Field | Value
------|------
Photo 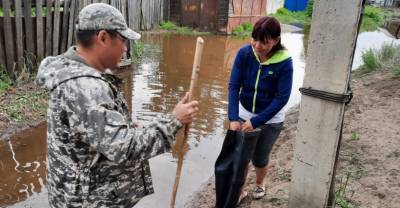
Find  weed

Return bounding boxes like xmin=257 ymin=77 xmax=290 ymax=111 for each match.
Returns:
xmin=0 ymin=65 xmax=13 ymax=92
xmin=360 ymin=6 xmax=384 ymax=32
xmin=335 ymin=172 xmax=355 ymax=208
xmin=159 ymin=21 xmax=210 ymax=36
xmin=132 ymin=41 xmax=145 ymax=64
xmin=351 ymin=131 xmax=359 ymax=141
xmin=0 ymin=91 xmax=48 ymax=122
xmin=271 ymin=8 xmax=311 ymax=26
xmin=355 ymin=43 xmax=400 ymax=76
xmin=232 ymin=22 xmax=253 ymax=38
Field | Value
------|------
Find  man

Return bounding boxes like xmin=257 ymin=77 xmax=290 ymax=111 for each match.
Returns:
xmin=35 ymin=3 xmax=199 ymax=208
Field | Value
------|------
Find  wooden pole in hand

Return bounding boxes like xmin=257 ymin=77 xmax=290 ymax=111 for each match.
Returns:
xmin=170 ymin=37 xmax=204 ymax=208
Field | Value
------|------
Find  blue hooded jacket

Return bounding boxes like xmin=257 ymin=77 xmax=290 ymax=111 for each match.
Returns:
xmin=228 ymin=44 xmax=293 ymax=128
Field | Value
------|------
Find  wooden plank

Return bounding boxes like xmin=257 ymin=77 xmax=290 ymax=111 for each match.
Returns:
xmin=45 ymin=0 xmax=53 ymax=56
xmin=110 ymin=0 xmax=117 ymax=8
xmin=36 ymin=0 xmax=45 ymax=60
xmin=2 ymin=0 xmax=15 ymax=74
xmin=0 ymin=24 xmax=5 ymax=67
xmin=288 ymin=0 xmax=364 ymax=207
xmin=52 ymin=0 xmax=61 ymax=55
xmin=60 ymin=0 xmax=70 ymax=53
xmin=120 ymin=0 xmax=127 ymax=23
xmin=67 ymin=0 xmax=76 ymax=48
xmin=14 ymin=0 xmax=24 ymax=66
xmin=24 ymin=0 xmax=35 ymax=54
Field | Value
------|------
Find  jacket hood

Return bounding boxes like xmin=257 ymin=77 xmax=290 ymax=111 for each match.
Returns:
xmin=35 ymin=46 xmax=103 ymax=91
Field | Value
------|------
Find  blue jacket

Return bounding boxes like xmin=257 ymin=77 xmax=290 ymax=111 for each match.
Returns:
xmin=228 ymin=44 xmax=293 ymax=128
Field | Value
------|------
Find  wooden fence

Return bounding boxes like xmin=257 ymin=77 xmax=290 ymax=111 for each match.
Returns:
xmin=0 ymin=0 xmax=166 ymax=77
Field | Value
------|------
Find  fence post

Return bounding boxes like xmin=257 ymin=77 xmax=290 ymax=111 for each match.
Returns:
xmin=45 ymin=0 xmax=53 ymax=56
xmin=67 ymin=0 xmax=76 ymax=48
xmin=24 ymin=0 xmax=35 ymax=55
xmin=2 ymin=0 xmax=15 ymax=76
xmin=14 ymin=0 xmax=24 ymax=70
xmin=52 ymin=0 xmax=61 ymax=55
xmin=36 ymin=0 xmax=45 ymax=60
xmin=60 ymin=0 xmax=70 ymax=53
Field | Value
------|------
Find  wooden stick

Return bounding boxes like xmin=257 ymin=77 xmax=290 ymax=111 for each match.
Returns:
xmin=170 ymin=37 xmax=204 ymax=208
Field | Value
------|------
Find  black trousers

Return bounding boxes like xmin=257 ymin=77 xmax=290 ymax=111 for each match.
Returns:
xmin=214 ymin=129 xmax=261 ymax=208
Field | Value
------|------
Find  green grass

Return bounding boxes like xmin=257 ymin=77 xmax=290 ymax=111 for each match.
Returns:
xmin=355 ymin=43 xmax=400 ymax=76
xmin=232 ymin=22 xmax=253 ymax=38
xmin=0 ymin=91 xmax=48 ymax=122
xmin=132 ymin=41 xmax=145 ymax=64
xmin=360 ymin=6 xmax=384 ymax=32
xmin=0 ymin=64 xmax=13 ymax=92
xmin=159 ymin=21 xmax=211 ymax=36
xmin=351 ymin=131 xmax=359 ymax=141
xmin=0 ymin=7 xmax=49 ymax=17
xmin=270 ymin=8 xmax=311 ymax=26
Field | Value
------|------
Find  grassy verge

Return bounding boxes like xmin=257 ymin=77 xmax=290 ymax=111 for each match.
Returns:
xmin=159 ymin=21 xmax=211 ymax=36
xmin=360 ymin=6 xmax=384 ymax=32
xmin=354 ymin=43 xmax=400 ymax=76
xmin=0 ymin=90 xmax=48 ymax=123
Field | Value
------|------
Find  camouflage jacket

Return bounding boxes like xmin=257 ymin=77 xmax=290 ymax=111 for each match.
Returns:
xmin=36 ymin=46 xmax=182 ymax=208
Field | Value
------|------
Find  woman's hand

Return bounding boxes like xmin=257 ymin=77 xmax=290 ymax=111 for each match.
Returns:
xmin=241 ymin=120 xmax=254 ymax=132
xmin=229 ymin=121 xmax=241 ymax=131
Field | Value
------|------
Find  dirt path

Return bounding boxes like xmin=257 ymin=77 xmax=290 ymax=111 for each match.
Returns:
xmin=186 ymin=72 xmax=400 ymax=208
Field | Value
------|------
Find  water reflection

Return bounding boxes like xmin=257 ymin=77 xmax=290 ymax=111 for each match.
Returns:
xmin=0 ymin=123 xmax=47 ymax=207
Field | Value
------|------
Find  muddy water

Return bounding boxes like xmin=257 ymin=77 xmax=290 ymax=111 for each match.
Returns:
xmin=1 ymin=33 xmax=305 ymax=208
xmin=0 ymin=123 xmax=47 ymax=207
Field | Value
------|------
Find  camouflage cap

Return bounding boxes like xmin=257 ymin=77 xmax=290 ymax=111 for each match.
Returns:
xmin=78 ymin=3 xmax=141 ymax=40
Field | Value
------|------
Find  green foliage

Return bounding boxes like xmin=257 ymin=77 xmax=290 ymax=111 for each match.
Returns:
xmin=356 ymin=43 xmax=400 ymax=76
xmin=306 ymin=0 xmax=314 ymax=17
xmin=271 ymin=8 xmax=311 ymax=26
xmin=335 ymin=173 xmax=354 ymax=208
xmin=0 ymin=91 xmax=48 ymax=122
xmin=232 ymin=22 xmax=253 ymax=38
xmin=351 ymin=131 xmax=359 ymax=141
xmin=0 ymin=7 xmax=3 ymax=17
xmin=0 ymin=65 xmax=13 ymax=92
xmin=159 ymin=21 xmax=210 ymax=36
xmin=132 ymin=41 xmax=145 ymax=64
xmin=360 ymin=6 xmax=384 ymax=32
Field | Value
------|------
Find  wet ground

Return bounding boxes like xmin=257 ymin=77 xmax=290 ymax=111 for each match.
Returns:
xmin=1 ymin=28 xmax=398 ymax=208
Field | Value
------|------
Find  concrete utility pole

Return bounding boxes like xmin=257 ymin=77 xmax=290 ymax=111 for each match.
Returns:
xmin=288 ymin=0 xmax=364 ymax=207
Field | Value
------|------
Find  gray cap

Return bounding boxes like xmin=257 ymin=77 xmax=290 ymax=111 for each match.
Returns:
xmin=78 ymin=3 xmax=141 ymax=40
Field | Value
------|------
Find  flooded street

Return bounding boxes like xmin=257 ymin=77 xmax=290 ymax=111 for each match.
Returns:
xmin=2 ymin=29 xmax=398 ymax=207
xmin=1 ymin=32 xmax=305 ymax=208
xmin=5 ymin=28 xmax=397 ymax=207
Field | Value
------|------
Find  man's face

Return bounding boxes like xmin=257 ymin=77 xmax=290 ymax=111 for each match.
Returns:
xmin=99 ymin=30 xmax=128 ymax=69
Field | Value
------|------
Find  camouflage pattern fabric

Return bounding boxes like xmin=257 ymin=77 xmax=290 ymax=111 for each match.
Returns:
xmin=36 ymin=46 xmax=182 ymax=208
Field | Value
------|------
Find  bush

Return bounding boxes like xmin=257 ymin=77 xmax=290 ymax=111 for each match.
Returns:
xmin=360 ymin=6 xmax=384 ymax=32
xmin=306 ymin=0 xmax=314 ymax=17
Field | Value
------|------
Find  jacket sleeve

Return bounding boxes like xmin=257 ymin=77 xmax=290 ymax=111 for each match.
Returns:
xmin=250 ymin=59 xmax=293 ymax=128
xmin=228 ymin=48 xmax=244 ymax=121
xmin=64 ymin=78 xmax=182 ymax=164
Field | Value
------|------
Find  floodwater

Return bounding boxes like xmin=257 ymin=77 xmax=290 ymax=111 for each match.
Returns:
xmin=4 ymin=28 xmax=397 ymax=208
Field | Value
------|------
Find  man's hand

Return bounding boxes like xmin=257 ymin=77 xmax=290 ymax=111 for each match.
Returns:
xmin=241 ymin=120 xmax=254 ymax=132
xmin=172 ymin=92 xmax=199 ymax=125
xmin=229 ymin=121 xmax=241 ymax=131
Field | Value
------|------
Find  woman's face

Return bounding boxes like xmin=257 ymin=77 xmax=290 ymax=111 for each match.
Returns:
xmin=251 ymin=37 xmax=279 ymax=57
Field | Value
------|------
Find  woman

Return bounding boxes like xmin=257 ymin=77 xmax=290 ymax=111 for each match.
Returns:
xmin=228 ymin=16 xmax=293 ymax=201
